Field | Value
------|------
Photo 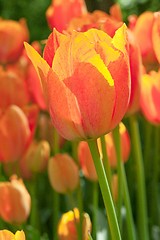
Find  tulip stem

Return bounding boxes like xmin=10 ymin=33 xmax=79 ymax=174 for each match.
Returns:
xmin=121 ymin=163 xmax=136 ymax=240
xmin=72 ymin=140 xmax=83 ymax=240
xmin=29 ymin=177 xmax=39 ymax=230
xmin=100 ymin=135 xmax=112 ymax=194
xmin=88 ymin=139 xmax=121 ymax=240
xmin=112 ymin=125 xmax=122 ymax=228
xmin=52 ymin=127 xmax=60 ymax=240
xmin=151 ymin=126 xmax=160 ymax=226
xmin=92 ymin=181 xmax=98 ymax=240
xmin=129 ymin=115 xmax=149 ymax=240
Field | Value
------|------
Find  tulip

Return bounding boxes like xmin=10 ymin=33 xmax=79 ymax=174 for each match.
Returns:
xmin=46 ymin=0 xmax=87 ymax=32
xmin=0 ymin=105 xmax=38 ymax=163
xmin=78 ymin=141 xmax=98 ymax=181
xmin=131 ymin=11 xmax=157 ymax=68
xmin=97 ymin=122 xmax=130 ymax=168
xmin=0 ymin=175 xmax=31 ymax=223
xmin=25 ymin=24 xmax=130 ymax=141
xmin=48 ymin=153 xmax=79 ymax=193
xmin=0 ymin=230 xmax=25 ymax=240
xmin=67 ymin=3 xmax=141 ymax=115
xmin=140 ymin=70 xmax=160 ymax=124
xmin=58 ymin=208 xmax=92 ymax=240
xmin=152 ymin=12 xmax=160 ymax=64
xmin=112 ymin=174 xmax=118 ymax=202
xmin=0 ymin=68 xmax=29 ymax=111
xmin=20 ymin=140 xmax=50 ymax=179
xmin=0 ymin=18 xmax=29 ymax=64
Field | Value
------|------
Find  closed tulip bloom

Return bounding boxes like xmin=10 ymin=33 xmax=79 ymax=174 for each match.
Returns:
xmin=19 ymin=140 xmax=50 ymax=179
xmin=0 ymin=18 xmax=29 ymax=64
xmin=58 ymin=208 xmax=92 ymax=240
xmin=46 ymin=0 xmax=87 ymax=32
xmin=48 ymin=153 xmax=79 ymax=193
xmin=0 ymin=175 xmax=31 ymax=224
xmin=132 ymin=11 xmax=157 ymax=67
xmin=25 ymin=24 xmax=130 ymax=141
xmin=0 ymin=105 xmax=38 ymax=163
xmin=152 ymin=12 xmax=160 ymax=64
xmin=0 ymin=68 xmax=29 ymax=111
xmin=97 ymin=122 xmax=130 ymax=168
xmin=140 ymin=70 xmax=160 ymax=124
xmin=78 ymin=141 xmax=98 ymax=181
xmin=0 ymin=230 xmax=25 ymax=240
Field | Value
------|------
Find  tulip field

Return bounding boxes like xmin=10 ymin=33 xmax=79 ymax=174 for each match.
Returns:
xmin=1 ymin=0 xmax=160 ymax=239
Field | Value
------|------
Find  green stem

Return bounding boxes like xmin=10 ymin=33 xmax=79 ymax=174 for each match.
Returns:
xmin=151 ymin=126 xmax=160 ymax=226
xmin=121 ymin=164 xmax=136 ymax=240
xmin=29 ymin=177 xmax=39 ymax=229
xmin=72 ymin=140 xmax=83 ymax=240
xmin=52 ymin=128 xmax=60 ymax=240
xmin=100 ymin=135 xmax=112 ymax=194
xmin=88 ymin=139 xmax=121 ymax=240
xmin=129 ymin=115 xmax=149 ymax=240
xmin=112 ymin=125 xmax=122 ymax=228
xmin=92 ymin=181 xmax=98 ymax=240
xmin=68 ymin=192 xmax=81 ymax=240
xmin=143 ymin=120 xmax=152 ymax=179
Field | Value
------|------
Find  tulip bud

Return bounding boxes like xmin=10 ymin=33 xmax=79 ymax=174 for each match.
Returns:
xmin=140 ymin=70 xmax=160 ymax=124
xmin=0 ymin=68 xmax=29 ymax=111
xmin=46 ymin=0 xmax=87 ymax=32
xmin=0 ymin=18 xmax=29 ymax=64
xmin=78 ymin=141 xmax=98 ymax=181
xmin=48 ymin=153 xmax=79 ymax=193
xmin=58 ymin=208 xmax=92 ymax=240
xmin=0 ymin=230 xmax=25 ymax=240
xmin=0 ymin=175 xmax=31 ymax=224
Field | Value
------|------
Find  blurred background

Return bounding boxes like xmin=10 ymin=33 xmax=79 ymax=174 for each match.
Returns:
xmin=0 ymin=0 xmax=160 ymax=42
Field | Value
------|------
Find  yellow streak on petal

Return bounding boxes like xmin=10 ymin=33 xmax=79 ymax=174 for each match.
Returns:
xmin=112 ymin=24 xmax=128 ymax=54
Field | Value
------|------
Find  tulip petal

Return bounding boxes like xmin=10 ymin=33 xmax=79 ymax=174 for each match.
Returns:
xmin=24 ymin=42 xmax=50 ymax=105
xmin=0 ymin=230 xmax=15 ymax=240
xmin=152 ymin=13 xmax=160 ymax=64
xmin=43 ymin=29 xmax=67 ymax=67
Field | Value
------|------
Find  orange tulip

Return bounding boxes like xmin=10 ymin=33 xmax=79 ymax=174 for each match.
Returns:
xmin=140 ymin=70 xmax=160 ymax=124
xmin=67 ymin=4 xmax=141 ymax=115
xmin=0 ymin=230 xmax=25 ymax=240
xmin=0 ymin=105 xmax=38 ymax=163
xmin=98 ymin=122 xmax=130 ymax=168
xmin=25 ymin=24 xmax=130 ymax=141
xmin=0 ymin=18 xmax=29 ymax=64
xmin=0 ymin=175 xmax=31 ymax=223
xmin=152 ymin=12 xmax=160 ymax=64
xmin=58 ymin=208 xmax=92 ymax=240
xmin=46 ymin=0 xmax=87 ymax=32
xmin=0 ymin=68 xmax=29 ymax=111
xmin=131 ymin=11 xmax=157 ymax=68
xmin=48 ymin=153 xmax=79 ymax=193
xmin=78 ymin=141 xmax=98 ymax=181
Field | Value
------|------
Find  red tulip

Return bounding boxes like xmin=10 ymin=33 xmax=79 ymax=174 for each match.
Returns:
xmin=46 ymin=0 xmax=87 ymax=32
xmin=25 ymin=24 xmax=130 ymax=141
xmin=0 ymin=175 xmax=31 ymax=223
xmin=0 ymin=18 xmax=29 ymax=64
xmin=48 ymin=153 xmax=79 ymax=193
xmin=152 ymin=12 xmax=160 ymax=64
